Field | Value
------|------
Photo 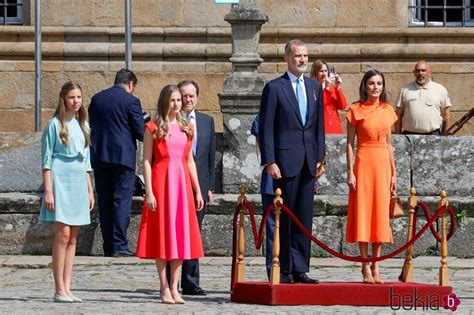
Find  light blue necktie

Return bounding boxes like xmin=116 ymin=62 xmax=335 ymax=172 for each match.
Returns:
xmin=295 ymin=78 xmax=307 ymax=125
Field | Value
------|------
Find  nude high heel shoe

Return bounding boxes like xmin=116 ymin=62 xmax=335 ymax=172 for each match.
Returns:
xmin=371 ymin=264 xmax=384 ymax=284
xmin=160 ymin=288 xmax=175 ymax=304
xmin=171 ymin=291 xmax=185 ymax=304
xmin=362 ymin=263 xmax=375 ymax=284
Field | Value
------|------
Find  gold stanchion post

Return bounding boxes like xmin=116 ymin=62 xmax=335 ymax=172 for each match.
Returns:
xmin=439 ymin=190 xmax=449 ymax=286
xmin=270 ymin=188 xmax=282 ymax=285
xmin=236 ymin=186 xmax=247 ymax=283
xmin=401 ymin=187 xmax=417 ymax=282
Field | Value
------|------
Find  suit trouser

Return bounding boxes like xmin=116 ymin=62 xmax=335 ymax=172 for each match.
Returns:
xmin=262 ymin=193 xmax=275 ymax=270
xmin=274 ymin=162 xmax=315 ymax=274
xmin=94 ymin=165 xmax=135 ymax=254
xmin=180 ymin=203 xmax=206 ymax=291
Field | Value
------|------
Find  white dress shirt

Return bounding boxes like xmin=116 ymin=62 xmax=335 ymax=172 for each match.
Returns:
xmin=287 ymin=70 xmax=307 ymax=104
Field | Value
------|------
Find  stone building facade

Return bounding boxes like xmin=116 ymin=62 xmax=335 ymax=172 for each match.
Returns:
xmin=0 ymin=1 xmax=473 ymax=258
xmin=0 ymin=0 xmax=472 ymax=134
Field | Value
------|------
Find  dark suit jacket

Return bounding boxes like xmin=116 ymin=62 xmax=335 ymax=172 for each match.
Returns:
xmin=88 ymin=85 xmax=144 ymax=170
xmin=194 ymin=111 xmax=216 ymax=201
xmin=259 ymin=72 xmax=325 ymax=177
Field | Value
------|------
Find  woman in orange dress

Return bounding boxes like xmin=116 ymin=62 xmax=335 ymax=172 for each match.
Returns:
xmin=136 ymin=85 xmax=204 ymax=304
xmin=310 ymin=59 xmax=347 ymax=134
xmin=345 ymin=69 xmax=397 ymax=284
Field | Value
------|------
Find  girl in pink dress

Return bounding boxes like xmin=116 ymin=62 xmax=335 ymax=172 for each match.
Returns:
xmin=136 ymin=85 xmax=204 ymax=304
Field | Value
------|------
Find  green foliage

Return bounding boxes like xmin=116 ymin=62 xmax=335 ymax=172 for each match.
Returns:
xmin=453 ymin=206 xmax=468 ymax=226
xmin=425 ymin=245 xmax=440 ymax=256
xmin=311 ymin=251 xmax=331 ymax=258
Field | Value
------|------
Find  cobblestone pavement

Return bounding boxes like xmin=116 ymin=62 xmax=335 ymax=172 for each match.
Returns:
xmin=0 ymin=256 xmax=473 ymax=314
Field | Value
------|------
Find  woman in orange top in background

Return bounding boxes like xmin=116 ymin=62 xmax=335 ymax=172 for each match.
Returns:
xmin=310 ymin=59 xmax=347 ymax=134
xmin=345 ymin=69 xmax=397 ymax=284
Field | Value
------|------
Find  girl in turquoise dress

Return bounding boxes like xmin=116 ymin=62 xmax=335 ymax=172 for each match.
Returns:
xmin=39 ymin=81 xmax=94 ymax=303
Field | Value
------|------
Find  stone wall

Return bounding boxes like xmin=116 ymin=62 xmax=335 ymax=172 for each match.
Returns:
xmin=1 ymin=0 xmax=473 ymax=134
xmin=28 ymin=1 xmax=407 ymax=28
xmin=0 ymin=1 xmax=472 ymax=258
xmin=0 ymin=193 xmax=472 ymax=258
xmin=0 ymin=132 xmax=472 ymax=257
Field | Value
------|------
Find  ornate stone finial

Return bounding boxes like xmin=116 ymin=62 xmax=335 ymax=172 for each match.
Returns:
xmin=275 ymin=188 xmax=282 ymax=198
xmin=221 ymin=0 xmax=268 ymax=101
xmin=410 ymin=187 xmax=417 ymax=196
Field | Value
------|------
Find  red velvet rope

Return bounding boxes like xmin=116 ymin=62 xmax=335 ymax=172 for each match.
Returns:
xmin=230 ymin=198 xmax=456 ymax=291
xmin=414 ymin=200 xmax=456 ymax=242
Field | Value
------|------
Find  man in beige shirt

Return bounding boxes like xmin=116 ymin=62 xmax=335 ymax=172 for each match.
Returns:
xmin=395 ymin=60 xmax=452 ymax=135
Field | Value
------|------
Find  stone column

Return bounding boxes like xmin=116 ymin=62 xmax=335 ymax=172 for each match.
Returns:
xmin=219 ymin=0 xmax=268 ymax=194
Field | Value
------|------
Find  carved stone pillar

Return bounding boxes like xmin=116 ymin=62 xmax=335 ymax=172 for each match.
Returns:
xmin=219 ymin=0 xmax=268 ymax=193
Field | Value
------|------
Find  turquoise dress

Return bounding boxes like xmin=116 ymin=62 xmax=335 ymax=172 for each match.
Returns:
xmin=39 ymin=116 xmax=92 ymax=225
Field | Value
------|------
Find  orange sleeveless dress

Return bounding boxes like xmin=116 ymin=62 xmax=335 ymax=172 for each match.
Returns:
xmin=345 ymin=101 xmax=398 ymax=244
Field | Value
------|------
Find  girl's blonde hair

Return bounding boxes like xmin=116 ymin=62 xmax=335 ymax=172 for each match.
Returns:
xmin=53 ymin=81 xmax=90 ymax=147
xmin=154 ymin=85 xmax=193 ymax=140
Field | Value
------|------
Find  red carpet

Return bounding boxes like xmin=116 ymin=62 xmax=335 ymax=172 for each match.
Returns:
xmin=231 ymin=282 xmax=452 ymax=307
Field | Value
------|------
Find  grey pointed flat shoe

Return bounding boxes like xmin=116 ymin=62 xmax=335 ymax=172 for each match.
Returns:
xmin=53 ymin=294 xmax=73 ymax=303
xmin=69 ymin=294 xmax=83 ymax=302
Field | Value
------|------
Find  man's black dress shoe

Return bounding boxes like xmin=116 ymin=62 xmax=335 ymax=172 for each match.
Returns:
xmin=279 ymin=273 xmax=294 ymax=284
xmin=293 ymin=273 xmax=319 ymax=284
xmin=182 ymin=287 xmax=207 ymax=296
xmin=112 ymin=250 xmax=134 ymax=257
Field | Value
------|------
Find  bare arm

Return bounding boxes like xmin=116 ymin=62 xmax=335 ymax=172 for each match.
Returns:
xmin=42 ymin=169 xmax=54 ymax=211
xmin=394 ymin=108 xmax=404 ymax=134
xmin=143 ymin=129 xmax=156 ymax=211
xmin=187 ymin=148 xmax=204 ymax=211
xmin=86 ymin=172 xmax=95 ymax=210
xmin=387 ymin=130 xmax=397 ymax=193
xmin=208 ymin=118 xmax=216 ymax=204
xmin=346 ymin=123 xmax=357 ymax=191
xmin=442 ymin=107 xmax=451 ymax=133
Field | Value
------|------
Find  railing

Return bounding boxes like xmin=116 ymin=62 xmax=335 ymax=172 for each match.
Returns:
xmin=230 ymin=186 xmax=456 ymax=290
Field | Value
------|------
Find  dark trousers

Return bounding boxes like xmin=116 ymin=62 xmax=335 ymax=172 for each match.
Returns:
xmin=180 ymin=203 xmax=206 ymax=291
xmin=274 ymin=162 xmax=315 ymax=274
xmin=94 ymin=165 xmax=135 ymax=255
xmin=262 ymin=193 xmax=275 ymax=270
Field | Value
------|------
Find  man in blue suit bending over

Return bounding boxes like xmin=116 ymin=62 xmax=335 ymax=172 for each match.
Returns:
xmin=259 ymin=39 xmax=325 ymax=284
xmin=88 ymin=69 xmax=144 ymax=257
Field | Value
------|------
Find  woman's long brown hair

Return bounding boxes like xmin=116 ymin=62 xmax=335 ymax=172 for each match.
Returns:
xmin=53 ymin=81 xmax=91 ymax=147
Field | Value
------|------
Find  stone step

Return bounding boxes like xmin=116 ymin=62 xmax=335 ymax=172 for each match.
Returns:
xmin=0 ymin=193 xmax=472 ymax=258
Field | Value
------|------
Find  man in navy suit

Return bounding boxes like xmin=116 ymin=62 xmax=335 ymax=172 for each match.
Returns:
xmin=88 ymin=69 xmax=144 ymax=257
xmin=178 ymin=80 xmax=216 ymax=295
xmin=259 ymin=39 xmax=325 ymax=284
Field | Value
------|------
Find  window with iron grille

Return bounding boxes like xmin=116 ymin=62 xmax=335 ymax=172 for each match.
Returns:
xmin=409 ymin=0 xmax=474 ymax=26
xmin=0 ymin=0 xmax=23 ymax=25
